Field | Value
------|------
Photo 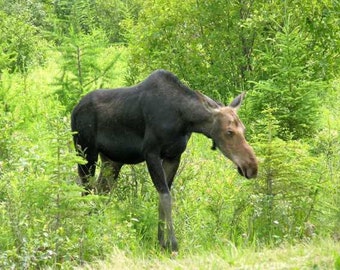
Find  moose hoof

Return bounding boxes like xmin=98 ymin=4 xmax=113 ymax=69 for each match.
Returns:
xmin=171 ymin=251 xmax=178 ymax=259
xmin=165 ymin=240 xmax=178 ymax=254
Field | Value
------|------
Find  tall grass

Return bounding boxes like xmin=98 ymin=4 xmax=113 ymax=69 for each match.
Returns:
xmin=79 ymin=238 xmax=340 ymax=270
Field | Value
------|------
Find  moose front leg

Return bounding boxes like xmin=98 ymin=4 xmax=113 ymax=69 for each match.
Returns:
xmin=145 ymin=153 xmax=178 ymax=252
xmin=158 ymin=157 xmax=181 ymax=250
xmin=158 ymin=192 xmax=178 ymax=252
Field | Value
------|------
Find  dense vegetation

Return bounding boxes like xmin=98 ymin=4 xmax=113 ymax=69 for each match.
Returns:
xmin=0 ymin=0 xmax=339 ymax=268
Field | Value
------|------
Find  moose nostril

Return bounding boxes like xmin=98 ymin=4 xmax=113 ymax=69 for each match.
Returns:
xmin=237 ymin=166 xmax=244 ymax=177
xmin=237 ymin=165 xmax=257 ymax=179
xmin=248 ymin=167 xmax=258 ymax=179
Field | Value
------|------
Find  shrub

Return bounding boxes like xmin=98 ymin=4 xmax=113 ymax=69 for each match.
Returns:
xmin=54 ymin=29 xmax=121 ymax=113
xmin=0 ymin=11 xmax=46 ymax=73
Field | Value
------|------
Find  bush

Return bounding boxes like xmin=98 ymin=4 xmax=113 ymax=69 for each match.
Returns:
xmin=54 ymin=29 xmax=122 ymax=113
xmin=0 ymin=11 xmax=46 ymax=73
xmin=246 ymin=21 xmax=326 ymax=140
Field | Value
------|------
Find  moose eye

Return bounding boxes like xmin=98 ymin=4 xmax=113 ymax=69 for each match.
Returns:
xmin=226 ymin=130 xmax=234 ymax=137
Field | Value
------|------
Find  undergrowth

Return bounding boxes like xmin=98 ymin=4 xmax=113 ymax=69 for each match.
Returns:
xmin=0 ymin=49 xmax=339 ymax=269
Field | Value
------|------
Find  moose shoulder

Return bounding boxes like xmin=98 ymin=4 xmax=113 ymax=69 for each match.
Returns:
xmin=71 ymin=69 xmax=258 ymax=252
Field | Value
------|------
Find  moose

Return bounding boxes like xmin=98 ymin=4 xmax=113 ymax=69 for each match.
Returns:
xmin=71 ymin=69 xmax=258 ymax=252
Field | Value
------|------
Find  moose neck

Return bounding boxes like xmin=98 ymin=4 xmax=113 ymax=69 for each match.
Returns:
xmin=189 ymin=112 xmax=216 ymax=138
xmin=181 ymin=93 xmax=218 ymax=139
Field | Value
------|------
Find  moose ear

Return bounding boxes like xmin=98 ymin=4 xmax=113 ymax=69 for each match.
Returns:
xmin=196 ymin=91 xmax=221 ymax=112
xmin=229 ymin=92 xmax=246 ymax=110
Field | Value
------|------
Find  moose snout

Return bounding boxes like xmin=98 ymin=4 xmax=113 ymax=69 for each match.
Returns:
xmin=237 ymin=163 xmax=258 ymax=179
xmin=219 ymin=145 xmax=258 ymax=179
xmin=237 ymin=150 xmax=258 ymax=179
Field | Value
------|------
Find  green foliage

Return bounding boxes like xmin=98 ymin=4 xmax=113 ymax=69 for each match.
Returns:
xmin=0 ymin=92 xmax=14 ymax=162
xmin=245 ymin=17 xmax=327 ymax=140
xmin=124 ymin=0 xmax=251 ymax=100
xmin=54 ymin=29 xmax=121 ymax=113
xmin=96 ymin=0 xmax=142 ymax=43
xmin=0 ymin=0 xmax=50 ymax=28
xmin=50 ymin=0 xmax=142 ymax=44
xmin=1 ymin=65 xmax=340 ymax=268
xmin=0 ymin=0 xmax=339 ymax=268
xmin=335 ymin=255 xmax=340 ymax=270
xmin=124 ymin=0 xmax=339 ymax=100
xmin=52 ymin=0 xmax=98 ymax=36
xmin=310 ymin=82 xmax=340 ymax=238
xmin=124 ymin=0 xmax=339 ymax=140
xmin=0 ymin=11 xmax=46 ymax=73
xmin=247 ymin=112 xmax=322 ymax=243
xmin=61 ymin=239 xmax=340 ymax=269
xmin=0 ymin=112 xmax=81 ymax=267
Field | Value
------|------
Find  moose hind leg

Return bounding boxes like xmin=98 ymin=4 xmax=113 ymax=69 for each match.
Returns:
xmin=77 ymin=147 xmax=98 ymax=195
xmin=78 ymin=161 xmax=97 ymax=195
xmin=97 ymin=153 xmax=123 ymax=194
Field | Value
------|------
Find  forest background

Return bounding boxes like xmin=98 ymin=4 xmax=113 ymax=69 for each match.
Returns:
xmin=0 ymin=0 xmax=339 ymax=269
